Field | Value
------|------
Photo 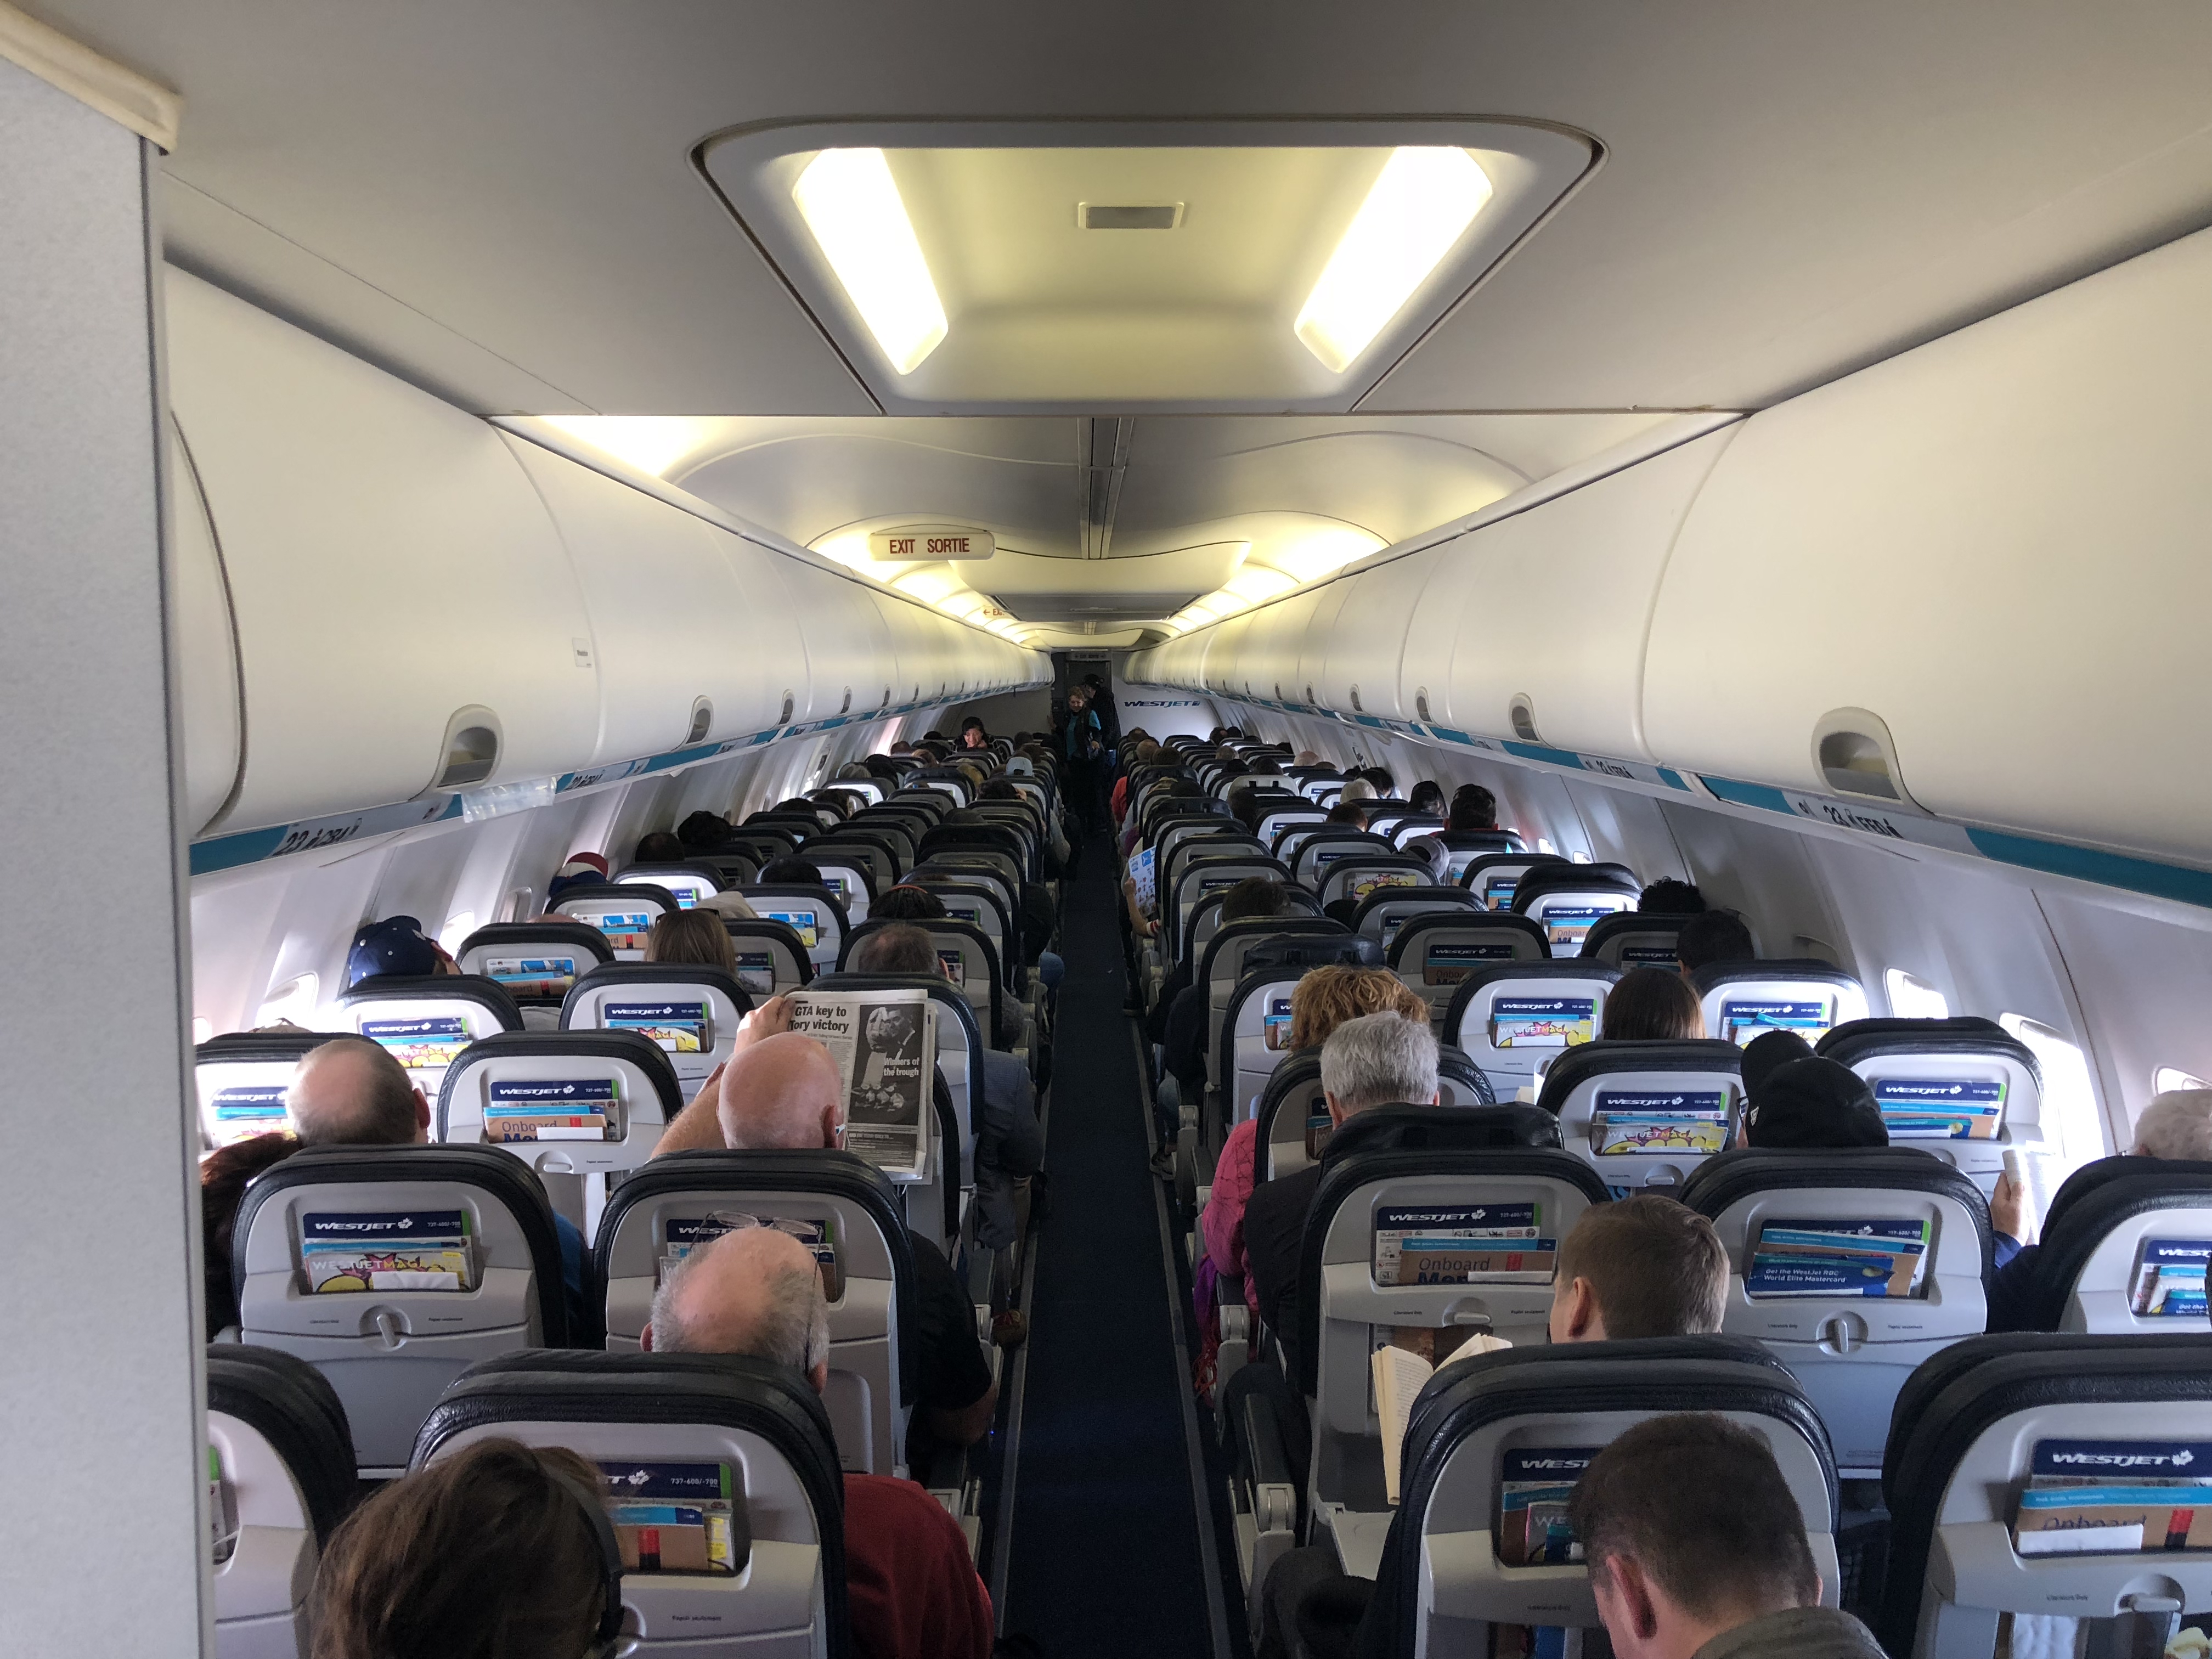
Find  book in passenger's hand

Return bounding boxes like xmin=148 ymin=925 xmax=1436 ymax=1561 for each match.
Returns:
xmin=1745 ymin=1218 xmax=1929 ymax=1299
xmin=786 ymin=987 xmax=934 ymax=1177
xmin=1373 ymin=1333 xmax=1514 ymax=1505
xmin=300 ymin=1210 xmax=473 ymax=1293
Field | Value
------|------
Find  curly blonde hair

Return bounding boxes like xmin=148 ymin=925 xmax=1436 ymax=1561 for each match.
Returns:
xmin=1288 ymin=964 xmax=1429 ymax=1051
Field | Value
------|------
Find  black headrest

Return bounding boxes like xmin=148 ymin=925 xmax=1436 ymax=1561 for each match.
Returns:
xmin=231 ymin=1143 xmax=570 ymax=1344
xmin=1816 ymin=1015 xmax=2041 ymax=1081
xmin=1385 ymin=910 xmax=1551 ymax=969
xmin=550 ymin=879 xmax=682 ymax=916
xmin=1198 ymin=917 xmax=1348 ymax=981
xmin=1355 ymin=886 xmax=1479 ymax=926
xmin=206 ymin=1344 xmax=358 ymax=1542
xmin=1459 ymin=851 xmax=1570 ymax=893
xmin=1321 ymin=1104 xmax=1562 ymax=1166
xmin=1876 ymin=1334 xmax=2212 ymax=1656
xmin=560 ymin=961 xmax=753 ymax=1025
xmin=434 ymin=1029 xmax=686 ymax=1146
xmin=1688 ymin=958 xmax=1860 ymax=995
xmin=196 ymin=1030 xmax=345 ymax=1067
xmin=1368 ymin=1336 xmax=1829 ymax=1659
xmin=1510 ymin=861 xmax=1642 ymax=912
xmin=2022 ymin=1156 xmax=2212 ymax=1329
xmin=1441 ymin=960 xmax=1625 ymax=1040
xmin=337 ymin=974 xmax=524 ymax=1031
xmin=1534 ymin=1038 xmax=1746 ymax=1115
xmin=455 ymin=920 xmax=616 ymax=970
xmin=1244 ymin=933 xmax=1385 ymax=973
xmin=1296 ymin=1147 xmax=1616 ymax=1396
xmin=1577 ymin=909 xmax=1694 ymax=959
xmin=592 ymin=1149 xmax=918 ymax=1398
xmin=411 ymin=1350 xmax=849 ymax=1652
xmin=1681 ymin=1146 xmax=1993 ymax=1275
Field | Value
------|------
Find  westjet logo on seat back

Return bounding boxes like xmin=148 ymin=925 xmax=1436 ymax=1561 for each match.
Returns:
xmin=2035 ymin=1440 xmax=2208 ymax=1472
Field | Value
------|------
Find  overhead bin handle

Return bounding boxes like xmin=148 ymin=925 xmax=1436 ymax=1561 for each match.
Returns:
xmin=1811 ymin=707 xmax=1921 ymax=808
xmin=427 ymin=706 xmax=501 ymax=793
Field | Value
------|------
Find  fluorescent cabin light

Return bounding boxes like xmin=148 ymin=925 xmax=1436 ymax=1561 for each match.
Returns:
xmin=1295 ymin=146 xmax=1492 ymax=374
xmin=793 ymin=149 xmax=948 ymax=374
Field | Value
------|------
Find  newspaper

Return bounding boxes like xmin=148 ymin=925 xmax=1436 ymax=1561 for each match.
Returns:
xmin=787 ymin=988 xmax=934 ymax=1179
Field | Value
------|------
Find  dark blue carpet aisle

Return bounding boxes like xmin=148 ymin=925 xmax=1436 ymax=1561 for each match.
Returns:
xmin=999 ymin=832 xmax=1219 ymax=1657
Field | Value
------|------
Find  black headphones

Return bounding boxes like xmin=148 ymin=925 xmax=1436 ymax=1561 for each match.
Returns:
xmin=547 ymin=1469 xmax=628 ymax=1656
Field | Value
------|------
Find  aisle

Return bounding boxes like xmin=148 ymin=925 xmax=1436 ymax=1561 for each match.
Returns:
xmin=996 ymin=832 xmax=1229 ymax=1657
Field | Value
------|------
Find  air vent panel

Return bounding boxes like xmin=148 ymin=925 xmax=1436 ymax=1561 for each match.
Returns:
xmin=1079 ymin=202 xmax=1183 ymax=230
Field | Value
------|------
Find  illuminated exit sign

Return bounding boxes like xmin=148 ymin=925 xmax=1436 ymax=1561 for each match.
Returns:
xmin=867 ymin=524 xmax=995 ymax=561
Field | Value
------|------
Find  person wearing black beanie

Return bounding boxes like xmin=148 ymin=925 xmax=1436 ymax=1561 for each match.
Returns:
xmin=1745 ymin=1055 xmax=1889 ymax=1148
xmin=1740 ymin=1029 xmax=1814 ymax=1100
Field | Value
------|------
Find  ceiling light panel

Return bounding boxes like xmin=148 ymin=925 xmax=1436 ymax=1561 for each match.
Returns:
xmin=1295 ymin=147 xmax=1494 ymax=374
xmin=701 ymin=119 xmax=1595 ymax=414
xmin=791 ymin=148 xmax=948 ymax=375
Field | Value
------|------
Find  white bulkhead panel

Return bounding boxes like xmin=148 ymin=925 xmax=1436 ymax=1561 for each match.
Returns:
xmin=166 ymin=270 xmax=598 ymax=833
xmin=1645 ymin=225 xmax=2212 ymax=864
xmin=500 ymin=434 xmax=797 ymax=762
xmin=168 ymin=423 xmax=243 ymax=835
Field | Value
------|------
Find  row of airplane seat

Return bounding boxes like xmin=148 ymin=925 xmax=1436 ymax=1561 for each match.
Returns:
xmin=1127 ymin=735 xmax=2210 ymax=1656
xmin=196 ymin=736 xmax=1067 ymax=1657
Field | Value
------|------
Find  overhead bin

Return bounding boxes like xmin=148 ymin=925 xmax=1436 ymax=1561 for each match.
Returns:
xmin=1317 ymin=555 xmax=1430 ymax=725
xmin=502 ymin=437 xmax=803 ymax=763
xmin=1644 ymin=225 xmax=2212 ymax=865
xmin=167 ymin=272 xmax=599 ymax=836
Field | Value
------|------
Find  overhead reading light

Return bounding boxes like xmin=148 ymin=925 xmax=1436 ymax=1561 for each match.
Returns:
xmin=1080 ymin=202 xmax=1184 ymax=230
xmin=792 ymin=148 xmax=947 ymax=374
xmin=1294 ymin=146 xmax=1493 ymax=374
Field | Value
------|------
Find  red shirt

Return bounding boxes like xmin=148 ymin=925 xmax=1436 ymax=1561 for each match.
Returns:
xmin=842 ymin=1474 xmax=994 ymax=1659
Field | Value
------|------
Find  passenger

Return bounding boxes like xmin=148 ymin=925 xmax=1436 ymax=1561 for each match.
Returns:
xmin=1158 ymin=877 xmax=1293 ymax=1145
xmin=635 ymin=830 xmax=686 ymax=863
xmin=1675 ymin=910 xmax=1756 ymax=976
xmin=1325 ymin=799 xmax=1369 ymax=828
xmin=1549 ymin=1195 xmax=1729 ymax=1342
xmin=1358 ymin=766 xmax=1396 ymax=794
xmin=1408 ymin=780 xmax=1446 ymax=817
xmin=1571 ymin=1414 xmax=1884 ymax=1659
xmin=1739 ymin=1029 xmax=1813 ymax=1098
xmin=1447 ymin=783 xmax=1499 ymax=832
xmin=1743 ymin=1056 xmax=1888 ymax=1149
xmin=648 ymin=1028 xmax=1000 ymax=1446
xmin=650 ymin=1228 xmax=994 ymax=1659
xmin=872 ymin=884 xmax=947 ymax=922
xmin=286 ymin=1036 xmax=590 ymax=1337
xmin=546 ymin=853 xmax=610 ymax=906
xmin=1203 ymin=968 xmax=1430 ymax=1285
xmin=1082 ymin=672 xmax=1120 ymax=746
xmin=692 ymin=889 xmax=760 ymax=921
xmin=848 ymin=923 xmax=1042 ymax=1251
xmin=676 ymin=809 xmax=732 ymax=850
xmin=1985 ymin=1087 xmax=2212 ymax=1330
xmin=1059 ymin=685 xmax=1107 ymax=836
xmin=957 ymin=716 xmax=989 ymax=751
xmin=1601 ymin=967 xmax=1707 ymax=1041
xmin=1639 ymin=877 xmax=1708 ymax=915
xmin=1293 ymin=749 xmax=1322 ymax=766
xmin=1339 ymin=776 xmax=1378 ymax=804
xmin=1244 ymin=1013 xmax=1440 ymax=1379
xmin=345 ymin=915 xmax=457 ymax=987
xmin=642 ymin=910 xmax=737 ymax=973
xmin=307 ymin=1437 xmax=614 ymax=1659
xmin=200 ymin=1131 xmax=300 ymax=1340
xmin=758 ymin=854 xmax=825 ymax=887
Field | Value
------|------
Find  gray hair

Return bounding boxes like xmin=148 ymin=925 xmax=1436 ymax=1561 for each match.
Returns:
xmin=288 ymin=1036 xmax=420 ymax=1146
xmin=1320 ymin=1010 xmax=1439 ymax=1114
xmin=2134 ymin=1089 xmax=2212 ymax=1161
xmin=650 ymin=1232 xmax=831 ymax=1373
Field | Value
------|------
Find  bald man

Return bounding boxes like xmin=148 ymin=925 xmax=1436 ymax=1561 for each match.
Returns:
xmin=652 ymin=1229 xmax=992 ymax=1659
xmin=285 ymin=1035 xmax=589 ymax=1331
xmin=648 ymin=1000 xmax=998 ymax=1449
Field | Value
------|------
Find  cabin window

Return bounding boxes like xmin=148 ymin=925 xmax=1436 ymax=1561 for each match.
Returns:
xmin=2153 ymin=1066 xmax=2207 ymax=1094
xmin=255 ymin=972 xmax=320 ymax=1028
xmin=1998 ymin=1013 xmax=2105 ymax=1165
xmin=1884 ymin=969 xmax=1949 ymax=1020
xmin=438 ymin=913 xmax=477 ymax=954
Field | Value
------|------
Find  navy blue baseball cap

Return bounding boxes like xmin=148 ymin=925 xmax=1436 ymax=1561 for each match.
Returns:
xmin=347 ymin=916 xmax=438 ymax=986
